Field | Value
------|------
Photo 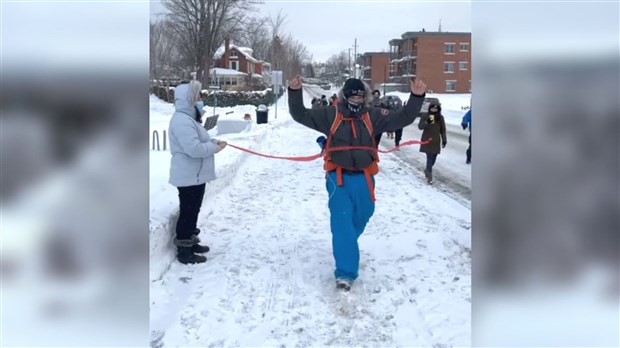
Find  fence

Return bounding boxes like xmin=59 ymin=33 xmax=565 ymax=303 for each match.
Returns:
xmin=152 ymin=130 xmax=167 ymax=151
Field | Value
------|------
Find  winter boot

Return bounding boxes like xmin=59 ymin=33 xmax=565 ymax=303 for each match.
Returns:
xmin=335 ymin=278 xmax=352 ymax=292
xmin=190 ymin=232 xmax=210 ymax=254
xmin=424 ymin=168 xmax=433 ymax=184
xmin=175 ymin=238 xmax=207 ymax=264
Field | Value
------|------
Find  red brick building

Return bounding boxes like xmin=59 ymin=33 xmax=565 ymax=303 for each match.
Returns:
xmin=359 ymin=52 xmax=390 ymax=91
xmin=388 ymin=31 xmax=471 ymax=93
xmin=213 ymin=38 xmax=272 ymax=90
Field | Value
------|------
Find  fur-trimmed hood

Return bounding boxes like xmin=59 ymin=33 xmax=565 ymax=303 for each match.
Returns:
xmin=337 ymin=80 xmax=375 ymax=110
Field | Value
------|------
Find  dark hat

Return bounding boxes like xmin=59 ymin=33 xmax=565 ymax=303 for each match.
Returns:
xmin=343 ymin=78 xmax=366 ymax=99
xmin=372 ymin=89 xmax=380 ymax=96
xmin=429 ymin=102 xmax=441 ymax=113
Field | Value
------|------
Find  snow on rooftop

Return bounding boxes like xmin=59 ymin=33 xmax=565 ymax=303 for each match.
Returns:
xmin=210 ymin=68 xmax=247 ymax=76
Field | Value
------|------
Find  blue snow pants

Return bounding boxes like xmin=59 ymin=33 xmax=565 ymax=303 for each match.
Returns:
xmin=326 ymin=171 xmax=376 ymax=280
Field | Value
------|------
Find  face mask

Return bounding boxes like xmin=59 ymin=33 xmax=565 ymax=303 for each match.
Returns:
xmin=195 ymin=101 xmax=205 ymax=110
xmin=346 ymin=99 xmax=363 ymax=112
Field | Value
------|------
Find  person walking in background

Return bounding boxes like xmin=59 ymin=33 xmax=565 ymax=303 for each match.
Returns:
xmin=372 ymin=89 xmax=385 ymax=147
xmin=394 ymin=100 xmax=405 ymax=147
xmin=168 ymin=81 xmax=228 ymax=264
xmin=311 ymin=97 xmax=322 ymax=109
xmin=329 ymin=94 xmax=338 ymax=106
xmin=461 ymin=109 xmax=471 ymax=164
xmin=288 ymin=75 xmax=427 ymax=291
xmin=418 ymin=101 xmax=447 ymax=184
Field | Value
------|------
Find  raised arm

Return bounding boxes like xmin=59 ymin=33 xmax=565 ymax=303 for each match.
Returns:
xmin=287 ymin=75 xmax=333 ymax=134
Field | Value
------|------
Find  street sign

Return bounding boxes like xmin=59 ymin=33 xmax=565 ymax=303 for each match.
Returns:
xmin=271 ymin=70 xmax=283 ymax=86
xmin=208 ymin=85 xmax=221 ymax=90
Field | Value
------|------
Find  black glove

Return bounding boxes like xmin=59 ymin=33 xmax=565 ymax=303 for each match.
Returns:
xmin=442 ymin=141 xmax=447 ymax=148
xmin=461 ymin=123 xmax=467 ymax=130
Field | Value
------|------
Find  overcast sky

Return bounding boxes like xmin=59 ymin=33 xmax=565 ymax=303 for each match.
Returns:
xmin=150 ymin=0 xmax=472 ymax=62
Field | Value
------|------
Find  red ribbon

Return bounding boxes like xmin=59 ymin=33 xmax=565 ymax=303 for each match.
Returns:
xmin=226 ymin=138 xmax=432 ymax=162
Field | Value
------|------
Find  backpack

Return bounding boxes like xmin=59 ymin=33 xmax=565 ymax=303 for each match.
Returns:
xmin=323 ymin=105 xmax=380 ymax=202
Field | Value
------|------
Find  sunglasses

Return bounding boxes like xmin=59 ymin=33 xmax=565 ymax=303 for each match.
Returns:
xmin=349 ymin=89 xmax=366 ymax=97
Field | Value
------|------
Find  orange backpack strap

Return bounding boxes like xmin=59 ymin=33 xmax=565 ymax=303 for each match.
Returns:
xmin=325 ymin=109 xmax=344 ymax=186
xmin=363 ymin=167 xmax=376 ymax=202
xmin=361 ymin=112 xmax=374 ymax=136
xmin=329 ymin=110 xmax=343 ymax=136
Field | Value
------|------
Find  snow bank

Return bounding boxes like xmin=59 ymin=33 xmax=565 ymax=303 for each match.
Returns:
xmin=216 ymin=119 xmax=252 ymax=135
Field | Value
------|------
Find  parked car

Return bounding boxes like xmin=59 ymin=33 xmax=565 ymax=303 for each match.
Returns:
xmin=420 ymin=97 xmax=441 ymax=117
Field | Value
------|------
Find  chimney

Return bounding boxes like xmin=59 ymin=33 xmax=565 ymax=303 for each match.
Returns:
xmin=224 ymin=37 xmax=230 ymax=69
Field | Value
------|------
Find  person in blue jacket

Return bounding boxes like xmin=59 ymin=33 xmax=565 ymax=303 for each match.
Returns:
xmin=461 ymin=109 xmax=471 ymax=164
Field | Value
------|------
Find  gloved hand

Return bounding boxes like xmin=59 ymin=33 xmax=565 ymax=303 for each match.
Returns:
xmin=461 ymin=123 xmax=468 ymax=130
xmin=316 ymin=136 xmax=327 ymax=150
xmin=442 ymin=141 xmax=447 ymax=148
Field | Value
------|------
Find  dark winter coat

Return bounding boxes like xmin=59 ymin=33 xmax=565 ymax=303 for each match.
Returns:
xmin=288 ymin=87 xmax=425 ymax=171
xmin=418 ymin=109 xmax=447 ymax=155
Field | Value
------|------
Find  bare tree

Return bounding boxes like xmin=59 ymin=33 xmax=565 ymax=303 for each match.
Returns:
xmin=162 ymin=0 xmax=261 ymax=85
xmin=150 ymin=21 xmax=163 ymax=78
xmin=282 ymin=34 xmax=311 ymax=79
xmin=268 ymin=9 xmax=288 ymax=39
xmin=325 ymin=51 xmax=349 ymax=75
xmin=233 ymin=16 xmax=270 ymax=61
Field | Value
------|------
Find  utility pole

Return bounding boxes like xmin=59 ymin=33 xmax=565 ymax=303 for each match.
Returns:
xmin=384 ymin=65 xmax=387 ymax=96
xmin=353 ymin=38 xmax=358 ymax=78
xmin=347 ymin=48 xmax=352 ymax=78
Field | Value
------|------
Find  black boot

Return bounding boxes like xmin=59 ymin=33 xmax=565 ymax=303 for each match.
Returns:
xmin=177 ymin=246 xmax=207 ymax=264
xmin=190 ymin=234 xmax=210 ymax=253
xmin=175 ymin=238 xmax=207 ymax=264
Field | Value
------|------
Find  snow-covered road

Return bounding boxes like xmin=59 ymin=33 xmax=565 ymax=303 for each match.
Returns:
xmin=378 ymin=110 xmax=472 ymax=207
xmin=150 ymin=90 xmax=471 ymax=347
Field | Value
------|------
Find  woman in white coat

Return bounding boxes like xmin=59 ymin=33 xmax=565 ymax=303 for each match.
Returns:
xmin=168 ymin=81 xmax=227 ymax=264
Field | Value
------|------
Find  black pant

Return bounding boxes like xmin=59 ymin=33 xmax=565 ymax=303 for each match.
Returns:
xmin=426 ymin=154 xmax=438 ymax=172
xmin=374 ymin=133 xmax=382 ymax=148
xmin=394 ymin=128 xmax=403 ymax=146
xmin=176 ymin=184 xmax=206 ymax=241
xmin=466 ymin=133 xmax=471 ymax=162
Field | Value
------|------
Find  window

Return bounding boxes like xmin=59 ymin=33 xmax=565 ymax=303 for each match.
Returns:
xmin=230 ymin=50 xmax=238 ymax=57
xmin=459 ymin=61 xmax=468 ymax=70
xmin=230 ymin=61 xmax=237 ymax=70
xmin=231 ymin=78 xmax=238 ymax=86
xmin=444 ymin=62 xmax=455 ymax=73
xmin=460 ymin=43 xmax=469 ymax=52
xmin=444 ymin=43 xmax=455 ymax=54
xmin=445 ymin=80 xmax=456 ymax=92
